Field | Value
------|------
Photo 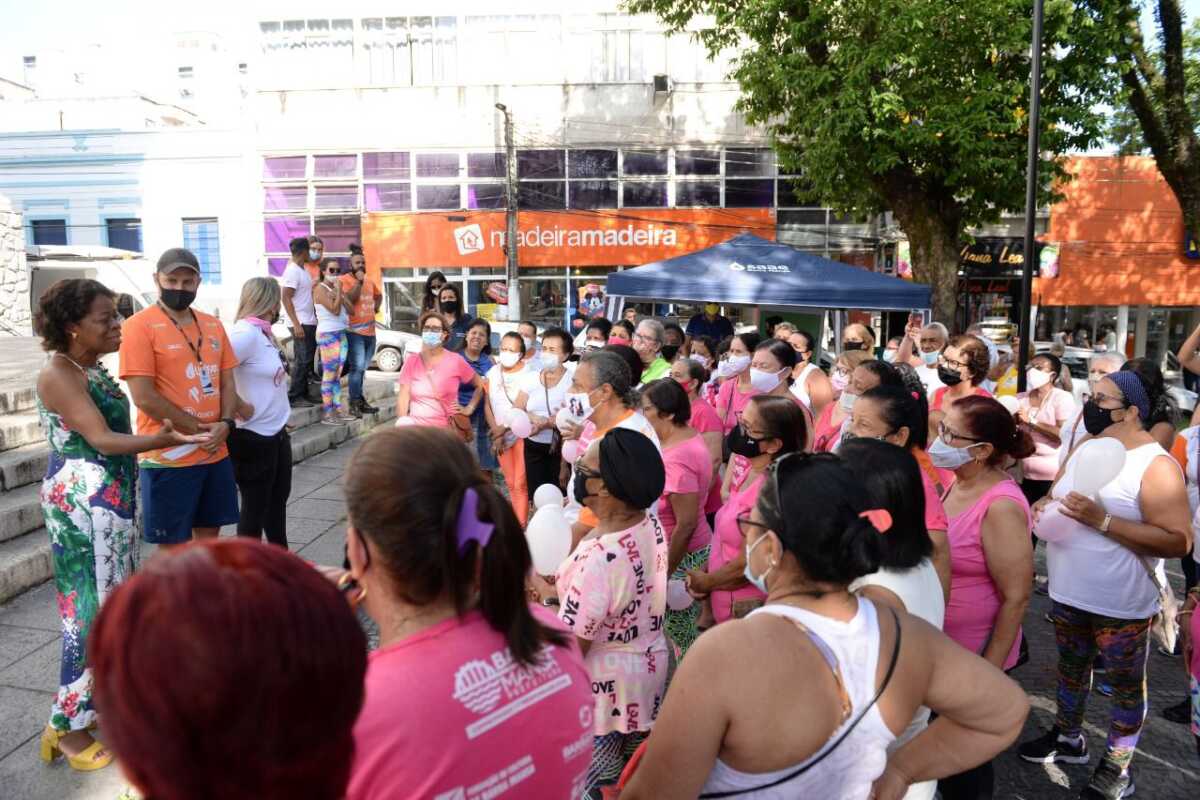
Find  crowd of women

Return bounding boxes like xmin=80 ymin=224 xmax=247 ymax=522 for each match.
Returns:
xmin=27 ymin=273 xmax=1200 ymax=800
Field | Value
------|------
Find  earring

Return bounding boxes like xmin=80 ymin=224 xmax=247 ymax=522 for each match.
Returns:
xmin=336 ymin=572 xmax=368 ymax=606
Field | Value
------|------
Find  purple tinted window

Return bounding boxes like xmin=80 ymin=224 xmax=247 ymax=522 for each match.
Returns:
xmin=675 ymin=149 xmax=720 ymax=176
xmin=676 ymin=180 xmax=720 ymax=207
xmin=313 ymin=216 xmax=362 ymax=252
xmin=264 ymin=186 xmax=308 ymax=211
xmin=263 ymin=216 xmax=309 ymax=252
xmin=519 ymin=181 xmax=565 ymax=209
xmin=725 ymin=149 xmax=774 ymax=177
xmin=518 ymin=150 xmax=564 ymax=179
xmin=314 ymin=185 xmax=359 ymax=210
xmin=622 ymin=150 xmax=668 ymax=176
xmin=364 ymin=183 xmax=412 ymax=211
xmin=416 ymin=184 xmax=461 ymax=210
xmin=568 ymin=150 xmax=617 ymax=179
xmin=313 ymin=154 xmax=356 ymax=178
xmin=622 ymin=181 xmax=668 ymax=207
xmin=568 ymin=181 xmax=616 ymax=209
xmin=263 ymin=156 xmax=306 ymax=180
xmin=468 ymin=152 xmax=505 ymax=178
xmin=415 ymin=153 xmax=460 ymax=178
xmin=725 ymin=179 xmax=775 ymax=207
xmin=267 ymin=257 xmax=290 ymax=277
xmin=363 ymin=152 xmax=410 ymax=179
xmin=468 ymin=184 xmax=506 ymax=209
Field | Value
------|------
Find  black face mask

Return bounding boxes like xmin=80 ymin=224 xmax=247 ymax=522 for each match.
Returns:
xmin=441 ymin=301 xmax=460 ymax=314
xmin=1082 ymin=399 xmax=1122 ymax=436
xmin=726 ymin=425 xmax=763 ymax=458
xmin=661 ymin=345 xmax=680 ymax=362
xmin=937 ymin=364 xmax=964 ymax=387
xmin=573 ymin=468 xmax=601 ymax=506
xmin=160 ymin=288 xmax=196 ymax=312
xmin=842 ymin=341 xmax=865 ymax=352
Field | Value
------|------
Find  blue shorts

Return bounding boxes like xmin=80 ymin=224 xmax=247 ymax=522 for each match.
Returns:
xmin=140 ymin=458 xmax=240 ymax=545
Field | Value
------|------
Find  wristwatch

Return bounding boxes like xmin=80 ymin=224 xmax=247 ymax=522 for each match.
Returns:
xmin=1099 ymin=513 xmax=1112 ymax=534
xmin=221 ymin=417 xmax=237 ymax=432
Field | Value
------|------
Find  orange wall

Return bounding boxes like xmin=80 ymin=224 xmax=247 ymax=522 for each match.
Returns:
xmin=1036 ymin=156 xmax=1200 ymax=306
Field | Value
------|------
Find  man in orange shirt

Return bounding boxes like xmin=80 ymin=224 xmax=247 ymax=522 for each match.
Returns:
xmin=119 ymin=248 xmax=242 ymax=544
xmin=340 ymin=244 xmax=383 ymax=416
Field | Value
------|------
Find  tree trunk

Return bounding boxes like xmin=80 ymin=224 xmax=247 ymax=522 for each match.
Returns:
xmin=892 ymin=205 xmax=962 ymax=327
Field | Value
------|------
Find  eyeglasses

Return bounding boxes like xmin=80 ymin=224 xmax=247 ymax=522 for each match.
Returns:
xmin=736 ymin=511 xmax=770 ymax=539
xmin=939 ymin=355 xmax=971 ymax=371
xmin=421 ymin=326 xmax=444 ymax=334
xmin=1090 ymin=390 xmax=1128 ymax=408
xmin=633 ymin=332 xmax=659 ymax=345
xmin=936 ymin=420 xmax=984 ymax=445
xmin=573 ymin=460 xmax=602 ymax=482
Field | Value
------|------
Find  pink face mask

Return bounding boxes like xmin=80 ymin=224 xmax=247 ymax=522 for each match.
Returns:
xmin=609 ymin=336 xmax=630 ymax=346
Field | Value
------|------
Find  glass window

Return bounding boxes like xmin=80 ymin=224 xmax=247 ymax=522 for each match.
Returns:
xmin=725 ymin=148 xmax=774 ymax=177
xmin=105 ymin=218 xmax=142 ymax=252
xmin=364 ymin=184 xmax=411 ymax=211
xmin=780 ymin=208 xmax=828 ymax=225
xmin=675 ymin=180 xmax=720 ymax=207
xmin=363 ymin=152 xmax=410 ymax=180
xmin=415 ymin=153 xmax=460 ymax=179
xmin=263 ymin=216 xmax=309 ymax=252
xmin=518 ymin=150 xmax=565 ymax=179
xmin=569 ymin=149 xmax=617 ymax=178
xmin=467 ymin=184 xmax=507 ymax=209
xmin=267 ymin=257 xmax=290 ymax=277
xmin=182 ymin=218 xmax=221 ymax=283
xmin=468 ymin=152 xmax=505 ymax=178
xmin=31 ymin=219 xmax=67 ymax=245
xmin=313 ymin=215 xmax=362 ymax=251
xmin=263 ymin=156 xmax=306 ymax=180
xmin=623 ymin=181 xmax=668 ymax=207
xmin=725 ymin=179 xmax=775 ymax=207
xmin=312 ymin=154 xmax=356 ymax=179
xmin=416 ymin=184 xmax=462 ymax=210
xmin=675 ymin=149 xmax=720 ymax=176
xmin=314 ymin=185 xmax=359 ymax=210
xmin=385 ymin=281 xmax=424 ymax=333
xmin=778 ymin=178 xmax=816 ymax=207
xmin=521 ymin=270 xmax=567 ymax=327
xmin=519 ymin=182 xmax=566 ymax=209
xmin=264 ymin=186 xmax=308 ymax=211
xmin=569 ymin=180 xmax=617 ymax=209
xmin=623 ymin=149 xmax=668 ymax=176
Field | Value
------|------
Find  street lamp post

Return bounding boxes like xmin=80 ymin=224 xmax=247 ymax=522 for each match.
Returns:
xmin=496 ymin=103 xmax=521 ymax=322
xmin=1017 ymin=0 xmax=1045 ymax=392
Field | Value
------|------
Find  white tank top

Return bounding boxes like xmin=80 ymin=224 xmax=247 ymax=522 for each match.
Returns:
xmin=315 ymin=284 xmax=348 ymax=335
xmin=698 ymin=599 xmax=897 ymax=799
xmin=1048 ymin=442 xmax=1175 ymax=619
xmin=789 ymin=362 xmax=820 ymax=411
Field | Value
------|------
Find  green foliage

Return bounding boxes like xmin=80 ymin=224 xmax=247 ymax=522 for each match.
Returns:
xmin=1108 ymin=14 xmax=1200 ymax=155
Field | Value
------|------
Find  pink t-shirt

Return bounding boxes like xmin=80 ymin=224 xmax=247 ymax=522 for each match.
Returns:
xmin=657 ymin=434 xmax=715 ymax=553
xmin=1016 ymin=388 xmax=1078 ymax=481
xmin=921 ymin=469 xmax=949 ymax=532
xmin=690 ymin=396 xmax=722 ymax=435
xmin=708 ymin=470 xmax=767 ymax=625
xmin=715 ymin=379 xmax=759 ymax=433
xmin=931 ymin=385 xmax=992 ymax=412
xmin=943 ymin=479 xmax=1030 ymax=670
xmin=556 ymin=514 xmax=669 ymax=736
xmin=812 ymin=403 xmax=845 ymax=453
xmin=397 ymin=350 xmax=478 ymax=427
xmin=348 ymin=609 xmax=592 ymax=800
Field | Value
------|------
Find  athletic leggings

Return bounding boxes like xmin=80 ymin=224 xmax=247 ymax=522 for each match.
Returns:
xmin=317 ymin=330 xmax=347 ymax=415
xmin=1051 ymin=601 xmax=1151 ymax=772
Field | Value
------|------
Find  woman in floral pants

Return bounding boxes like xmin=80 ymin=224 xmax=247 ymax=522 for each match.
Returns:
xmin=33 ymin=279 xmax=200 ymax=770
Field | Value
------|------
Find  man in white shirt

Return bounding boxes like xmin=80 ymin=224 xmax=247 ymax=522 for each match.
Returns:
xmin=911 ymin=322 xmax=949 ymax=398
xmin=281 ymin=236 xmax=317 ymax=408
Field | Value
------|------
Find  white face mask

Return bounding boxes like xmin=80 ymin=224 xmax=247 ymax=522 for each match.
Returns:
xmin=539 ymin=352 xmax=561 ymax=371
xmin=838 ymin=391 xmax=858 ymax=412
xmin=748 ymin=367 xmax=784 ymax=393
xmin=718 ymin=354 xmax=751 ymax=378
xmin=522 ymin=336 xmax=535 ymax=351
xmin=928 ymin=438 xmax=984 ymax=470
xmin=566 ymin=389 xmax=596 ymax=420
xmin=1026 ymin=368 xmax=1052 ymax=391
xmin=498 ymin=351 xmax=522 ymax=369
xmin=689 ymin=354 xmax=711 ymax=368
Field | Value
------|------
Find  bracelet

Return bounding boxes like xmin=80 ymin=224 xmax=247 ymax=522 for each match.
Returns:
xmin=1099 ymin=513 xmax=1112 ymax=533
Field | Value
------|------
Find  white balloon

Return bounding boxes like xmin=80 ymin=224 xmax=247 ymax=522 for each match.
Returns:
xmin=394 ymin=415 xmax=419 ymax=427
xmin=508 ymin=410 xmax=533 ymax=439
xmin=1070 ymin=437 xmax=1127 ymax=496
xmin=502 ymin=407 xmax=522 ymax=427
xmin=997 ymin=395 xmax=1020 ymax=414
xmin=1033 ymin=500 xmax=1075 ymax=543
xmin=526 ymin=505 xmax=571 ymax=575
xmin=561 ymin=439 xmax=581 ymax=464
xmin=666 ymin=580 xmax=694 ymax=611
xmin=533 ymin=483 xmax=564 ymax=509
xmin=556 ymin=407 xmax=579 ymax=433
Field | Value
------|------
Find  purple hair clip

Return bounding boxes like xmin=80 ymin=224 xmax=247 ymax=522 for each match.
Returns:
xmin=456 ymin=487 xmax=495 ymax=553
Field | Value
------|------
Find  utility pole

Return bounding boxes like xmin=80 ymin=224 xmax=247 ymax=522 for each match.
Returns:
xmin=496 ymin=103 xmax=521 ymax=322
xmin=1017 ymin=0 xmax=1045 ymax=392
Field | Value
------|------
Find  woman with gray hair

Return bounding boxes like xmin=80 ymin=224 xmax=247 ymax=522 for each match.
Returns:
xmin=227 ymin=277 xmax=293 ymax=547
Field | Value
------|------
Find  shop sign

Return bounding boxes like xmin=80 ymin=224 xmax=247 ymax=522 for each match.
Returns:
xmin=958 ymin=237 xmax=1042 ymax=277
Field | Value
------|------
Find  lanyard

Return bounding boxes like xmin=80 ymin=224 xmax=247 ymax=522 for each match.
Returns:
xmin=158 ymin=303 xmax=207 ymax=368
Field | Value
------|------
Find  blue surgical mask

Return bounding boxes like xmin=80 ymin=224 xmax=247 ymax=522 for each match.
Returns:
xmin=743 ymin=533 xmax=774 ymax=594
xmin=308 ymin=249 xmax=320 ymax=261
xmin=421 ymin=331 xmax=443 ymax=348
xmin=883 ymin=350 xmax=897 ymax=363
xmin=921 ymin=350 xmax=940 ymax=367
xmin=927 ymin=437 xmax=983 ymax=470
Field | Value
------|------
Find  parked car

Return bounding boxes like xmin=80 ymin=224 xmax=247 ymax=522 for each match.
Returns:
xmin=372 ymin=323 xmax=421 ymax=373
xmin=1035 ymin=343 xmax=1196 ymax=415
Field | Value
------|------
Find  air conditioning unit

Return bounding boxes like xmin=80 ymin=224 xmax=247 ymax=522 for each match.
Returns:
xmin=653 ymin=74 xmax=670 ymax=94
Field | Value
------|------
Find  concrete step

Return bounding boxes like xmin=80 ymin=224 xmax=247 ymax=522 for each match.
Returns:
xmin=0 ymin=484 xmax=43 ymax=544
xmin=0 ymin=412 xmax=42 ymax=453
xmin=0 ymin=384 xmax=39 ymax=415
xmin=0 ymin=442 xmax=49 ymax=492
xmin=0 ymin=394 xmax=398 ymax=604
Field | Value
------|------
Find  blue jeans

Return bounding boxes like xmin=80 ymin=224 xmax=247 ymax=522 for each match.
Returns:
xmin=344 ymin=332 xmax=377 ymax=402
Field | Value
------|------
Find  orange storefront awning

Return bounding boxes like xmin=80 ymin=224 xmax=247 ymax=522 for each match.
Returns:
xmin=360 ymin=208 xmax=775 ymax=286
xmin=1035 ymin=156 xmax=1200 ymax=306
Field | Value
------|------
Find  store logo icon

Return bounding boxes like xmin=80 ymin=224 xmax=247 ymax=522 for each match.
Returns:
xmin=730 ymin=260 xmax=789 ymax=273
xmin=454 ymin=224 xmax=485 ymax=256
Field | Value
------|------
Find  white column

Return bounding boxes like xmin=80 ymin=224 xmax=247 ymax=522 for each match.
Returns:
xmin=1134 ymin=305 xmax=1149 ymax=358
xmin=1115 ymin=305 xmax=1129 ymax=356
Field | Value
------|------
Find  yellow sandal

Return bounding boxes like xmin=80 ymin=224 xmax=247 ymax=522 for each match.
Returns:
xmin=39 ymin=726 xmax=114 ymax=771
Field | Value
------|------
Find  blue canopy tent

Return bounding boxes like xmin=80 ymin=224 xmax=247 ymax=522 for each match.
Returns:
xmin=605 ymin=234 xmax=931 ymax=311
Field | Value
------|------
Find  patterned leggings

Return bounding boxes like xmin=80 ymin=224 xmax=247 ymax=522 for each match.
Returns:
xmin=665 ymin=546 xmax=709 ymax=658
xmin=316 ymin=331 xmax=347 ymax=414
xmin=1051 ymin=601 xmax=1151 ymax=771
xmin=586 ymin=730 xmax=648 ymax=799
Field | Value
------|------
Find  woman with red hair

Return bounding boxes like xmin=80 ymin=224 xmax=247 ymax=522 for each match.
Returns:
xmin=90 ymin=539 xmax=367 ymax=800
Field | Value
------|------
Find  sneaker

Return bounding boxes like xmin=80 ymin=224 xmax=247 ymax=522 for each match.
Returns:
xmin=1162 ymin=698 xmax=1192 ymax=724
xmin=290 ymin=397 xmax=315 ymax=408
xmin=1079 ymin=759 xmax=1134 ymax=799
xmin=1157 ymin=641 xmax=1180 ymax=657
xmin=320 ymin=415 xmax=342 ymax=426
xmin=1018 ymin=727 xmax=1090 ymax=765
xmin=348 ymin=402 xmax=364 ymax=419
xmin=337 ymin=412 xmax=358 ymax=423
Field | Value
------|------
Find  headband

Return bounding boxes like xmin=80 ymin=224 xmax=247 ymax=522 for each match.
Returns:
xmin=455 ymin=488 xmax=495 ymax=553
xmin=859 ymin=508 xmax=893 ymax=534
xmin=1108 ymin=371 xmax=1151 ymax=422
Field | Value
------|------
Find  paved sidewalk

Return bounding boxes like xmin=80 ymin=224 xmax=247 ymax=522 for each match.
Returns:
xmin=0 ymin=436 xmax=1197 ymax=798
